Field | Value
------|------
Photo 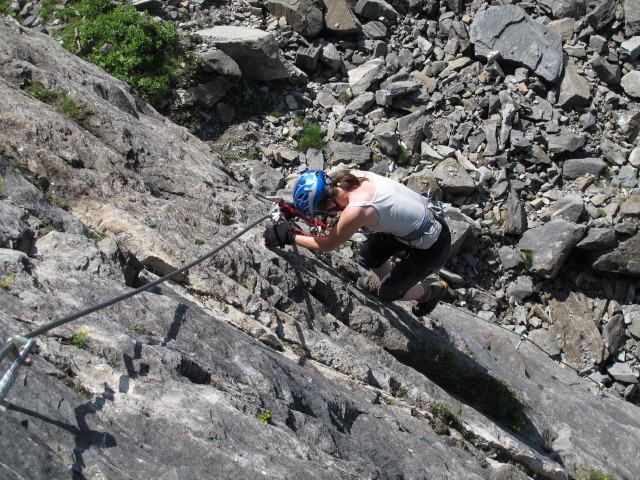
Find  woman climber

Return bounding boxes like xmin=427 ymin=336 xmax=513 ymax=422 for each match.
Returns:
xmin=263 ymin=169 xmax=451 ymax=317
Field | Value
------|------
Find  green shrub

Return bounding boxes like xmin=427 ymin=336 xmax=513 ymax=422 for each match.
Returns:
xmin=296 ymin=122 xmax=325 ymax=152
xmin=60 ymin=2 xmax=194 ymax=105
xmin=521 ymin=249 xmax=533 ymax=270
xmin=396 ymin=147 xmax=410 ymax=165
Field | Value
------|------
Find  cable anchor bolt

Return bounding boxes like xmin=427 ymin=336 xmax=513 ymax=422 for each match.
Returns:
xmin=515 ymin=332 xmax=529 ymax=350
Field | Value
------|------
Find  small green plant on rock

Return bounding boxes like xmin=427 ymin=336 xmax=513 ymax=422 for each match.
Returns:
xmin=41 ymin=219 xmax=60 ymax=233
xmin=194 ymin=238 xmax=205 ymax=246
xmin=1 ymin=274 xmax=15 ymax=290
xmin=432 ymin=402 xmax=464 ymax=433
xmin=396 ymin=147 xmax=410 ymax=166
xmin=72 ymin=328 xmax=89 ymax=348
xmin=521 ymin=249 xmax=533 ymax=270
xmin=256 ymin=409 xmax=271 ymax=424
xmin=23 ymin=80 xmax=97 ymax=134
xmin=90 ymin=230 xmax=107 ymax=242
xmin=585 ymin=470 xmax=616 ymax=480
xmin=75 ymin=383 xmax=92 ymax=399
xmin=296 ymin=122 xmax=325 ymax=152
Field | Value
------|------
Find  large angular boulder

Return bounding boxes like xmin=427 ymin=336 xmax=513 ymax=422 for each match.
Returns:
xmin=264 ymin=0 xmax=324 ymax=37
xmin=470 ymin=5 xmax=564 ymax=83
xmin=197 ymin=27 xmax=291 ymax=81
xmin=593 ymin=234 xmax=640 ymax=277
xmin=324 ymin=0 xmax=362 ymax=36
xmin=518 ymin=220 xmax=587 ymax=279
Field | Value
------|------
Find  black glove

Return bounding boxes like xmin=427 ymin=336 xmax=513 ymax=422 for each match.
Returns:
xmin=264 ymin=224 xmax=296 ymax=248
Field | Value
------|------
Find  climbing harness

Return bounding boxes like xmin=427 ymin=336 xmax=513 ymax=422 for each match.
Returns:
xmin=0 ymin=213 xmax=271 ymax=400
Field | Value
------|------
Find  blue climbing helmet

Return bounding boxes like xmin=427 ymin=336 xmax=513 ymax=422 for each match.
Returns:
xmin=293 ymin=170 xmax=329 ymax=217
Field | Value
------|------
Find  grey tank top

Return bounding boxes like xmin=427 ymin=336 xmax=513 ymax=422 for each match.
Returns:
xmin=347 ymin=171 xmax=442 ymax=249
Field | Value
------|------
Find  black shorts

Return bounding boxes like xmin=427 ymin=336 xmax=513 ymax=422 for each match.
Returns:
xmin=356 ymin=217 xmax=451 ymax=302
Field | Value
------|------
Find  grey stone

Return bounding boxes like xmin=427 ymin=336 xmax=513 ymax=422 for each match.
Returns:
xmin=547 ymin=131 xmax=587 ymax=158
xmin=617 ymin=107 xmax=640 ymax=142
xmin=320 ymin=42 xmax=343 ymax=72
xmin=327 ymin=140 xmax=371 ymax=165
xmin=603 ymin=314 xmax=628 ymax=357
xmin=558 ymin=59 xmax=591 ymax=108
xmin=593 ymin=234 xmax=640 ymax=277
xmin=576 ymin=228 xmax=618 ymax=250
xmin=345 ymin=92 xmax=375 ymax=114
xmin=587 ymin=0 xmax=618 ymax=31
xmin=323 ymin=0 xmax=362 ymax=36
xmin=197 ymin=49 xmax=242 ymax=76
xmin=506 ymin=275 xmax=535 ymax=303
xmin=619 ymin=194 xmax=640 ymax=218
xmin=180 ymin=77 xmax=233 ymax=108
xmin=362 ymin=21 xmax=387 ymax=40
xmin=549 ymin=194 xmax=584 ymax=223
xmin=296 ymin=43 xmax=322 ymax=70
xmin=518 ymin=220 xmax=587 ymax=279
xmin=470 ymin=5 xmax=564 ymax=83
xmin=498 ymin=245 xmax=524 ymax=270
xmin=264 ymin=0 xmax=324 ymax=37
xmin=590 ymin=53 xmax=621 ymax=86
xmin=504 ymin=190 xmax=528 ymax=234
xmin=621 ymin=36 xmax=640 ymax=60
xmin=621 ymin=70 xmax=640 ymax=99
xmin=626 ymin=0 xmax=640 ymax=36
xmin=348 ymin=59 xmax=386 ymax=95
xmin=562 ymin=157 xmax=606 ymax=179
xmin=355 ymin=0 xmax=399 ymax=25
xmin=607 ymin=362 xmax=639 ymax=384
xmin=431 ymin=158 xmax=476 ymax=195
xmin=197 ymin=27 xmax=291 ymax=81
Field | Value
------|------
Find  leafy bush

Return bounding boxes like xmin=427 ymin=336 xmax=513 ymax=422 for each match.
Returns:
xmin=60 ymin=1 xmax=194 ymax=105
xmin=296 ymin=122 xmax=326 ymax=152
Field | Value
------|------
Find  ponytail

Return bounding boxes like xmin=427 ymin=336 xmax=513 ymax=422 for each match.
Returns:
xmin=332 ymin=170 xmax=367 ymax=192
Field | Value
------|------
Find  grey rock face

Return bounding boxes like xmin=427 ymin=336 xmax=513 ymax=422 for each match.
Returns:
xmin=470 ymin=5 xmax=564 ymax=83
xmin=2 ymin=10 xmax=640 ymax=480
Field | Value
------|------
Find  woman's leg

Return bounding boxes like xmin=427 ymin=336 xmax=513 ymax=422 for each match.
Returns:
xmin=378 ymin=219 xmax=451 ymax=303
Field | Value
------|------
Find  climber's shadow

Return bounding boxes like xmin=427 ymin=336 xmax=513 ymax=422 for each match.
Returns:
xmin=4 ymin=384 xmax=117 ymax=474
xmin=335 ymin=288 xmax=554 ymax=461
